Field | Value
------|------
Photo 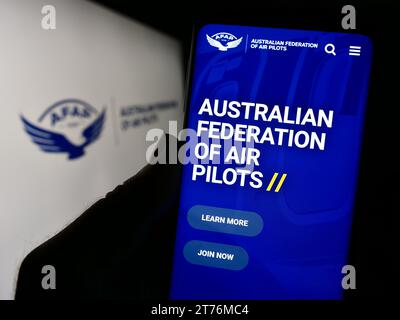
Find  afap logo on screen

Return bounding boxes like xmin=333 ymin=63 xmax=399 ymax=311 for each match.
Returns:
xmin=21 ymin=99 xmax=106 ymax=160
xmin=206 ymin=32 xmax=243 ymax=51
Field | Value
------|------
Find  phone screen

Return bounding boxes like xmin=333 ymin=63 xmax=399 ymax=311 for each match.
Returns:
xmin=170 ymin=24 xmax=372 ymax=299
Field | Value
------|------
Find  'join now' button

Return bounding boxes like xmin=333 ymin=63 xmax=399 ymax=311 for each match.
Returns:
xmin=187 ymin=205 xmax=263 ymax=237
xmin=183 ymin=240 xmax=249 ymax=271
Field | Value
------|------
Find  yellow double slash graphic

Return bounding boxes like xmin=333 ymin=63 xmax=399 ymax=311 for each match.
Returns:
xmin=266 ymin=173 xmax=287 ymax=192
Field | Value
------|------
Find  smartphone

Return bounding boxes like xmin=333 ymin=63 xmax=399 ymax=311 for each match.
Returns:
xmin=170 ymin=23 xmax=372 ymax=299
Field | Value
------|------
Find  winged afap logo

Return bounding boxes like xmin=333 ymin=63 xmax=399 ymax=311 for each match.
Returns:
xmin=206 ymin=32 xmax=243 ymax=51
xmin=21 ymin=99 xmax=106 ymax=160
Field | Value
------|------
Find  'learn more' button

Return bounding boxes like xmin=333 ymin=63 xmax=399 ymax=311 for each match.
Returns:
xmin=183 ymin=240 xmax=248 ymax=271
xmin=187 ymin=205 xmax=263 ymax=237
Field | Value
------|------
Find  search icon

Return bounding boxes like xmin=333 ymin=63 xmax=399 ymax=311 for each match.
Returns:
xmin=324 ymin=43 xmax=336 ymax=56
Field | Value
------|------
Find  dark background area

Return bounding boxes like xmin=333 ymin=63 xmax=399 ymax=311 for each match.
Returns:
xmin=91 ymin=0 xmax=396 ymax=299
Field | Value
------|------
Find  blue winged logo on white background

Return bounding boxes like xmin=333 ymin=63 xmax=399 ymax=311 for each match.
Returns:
xmin=21 ymin=100 xmax=106 ymax=160
xmin=206 ymin=33 xmax=243 ymax=51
